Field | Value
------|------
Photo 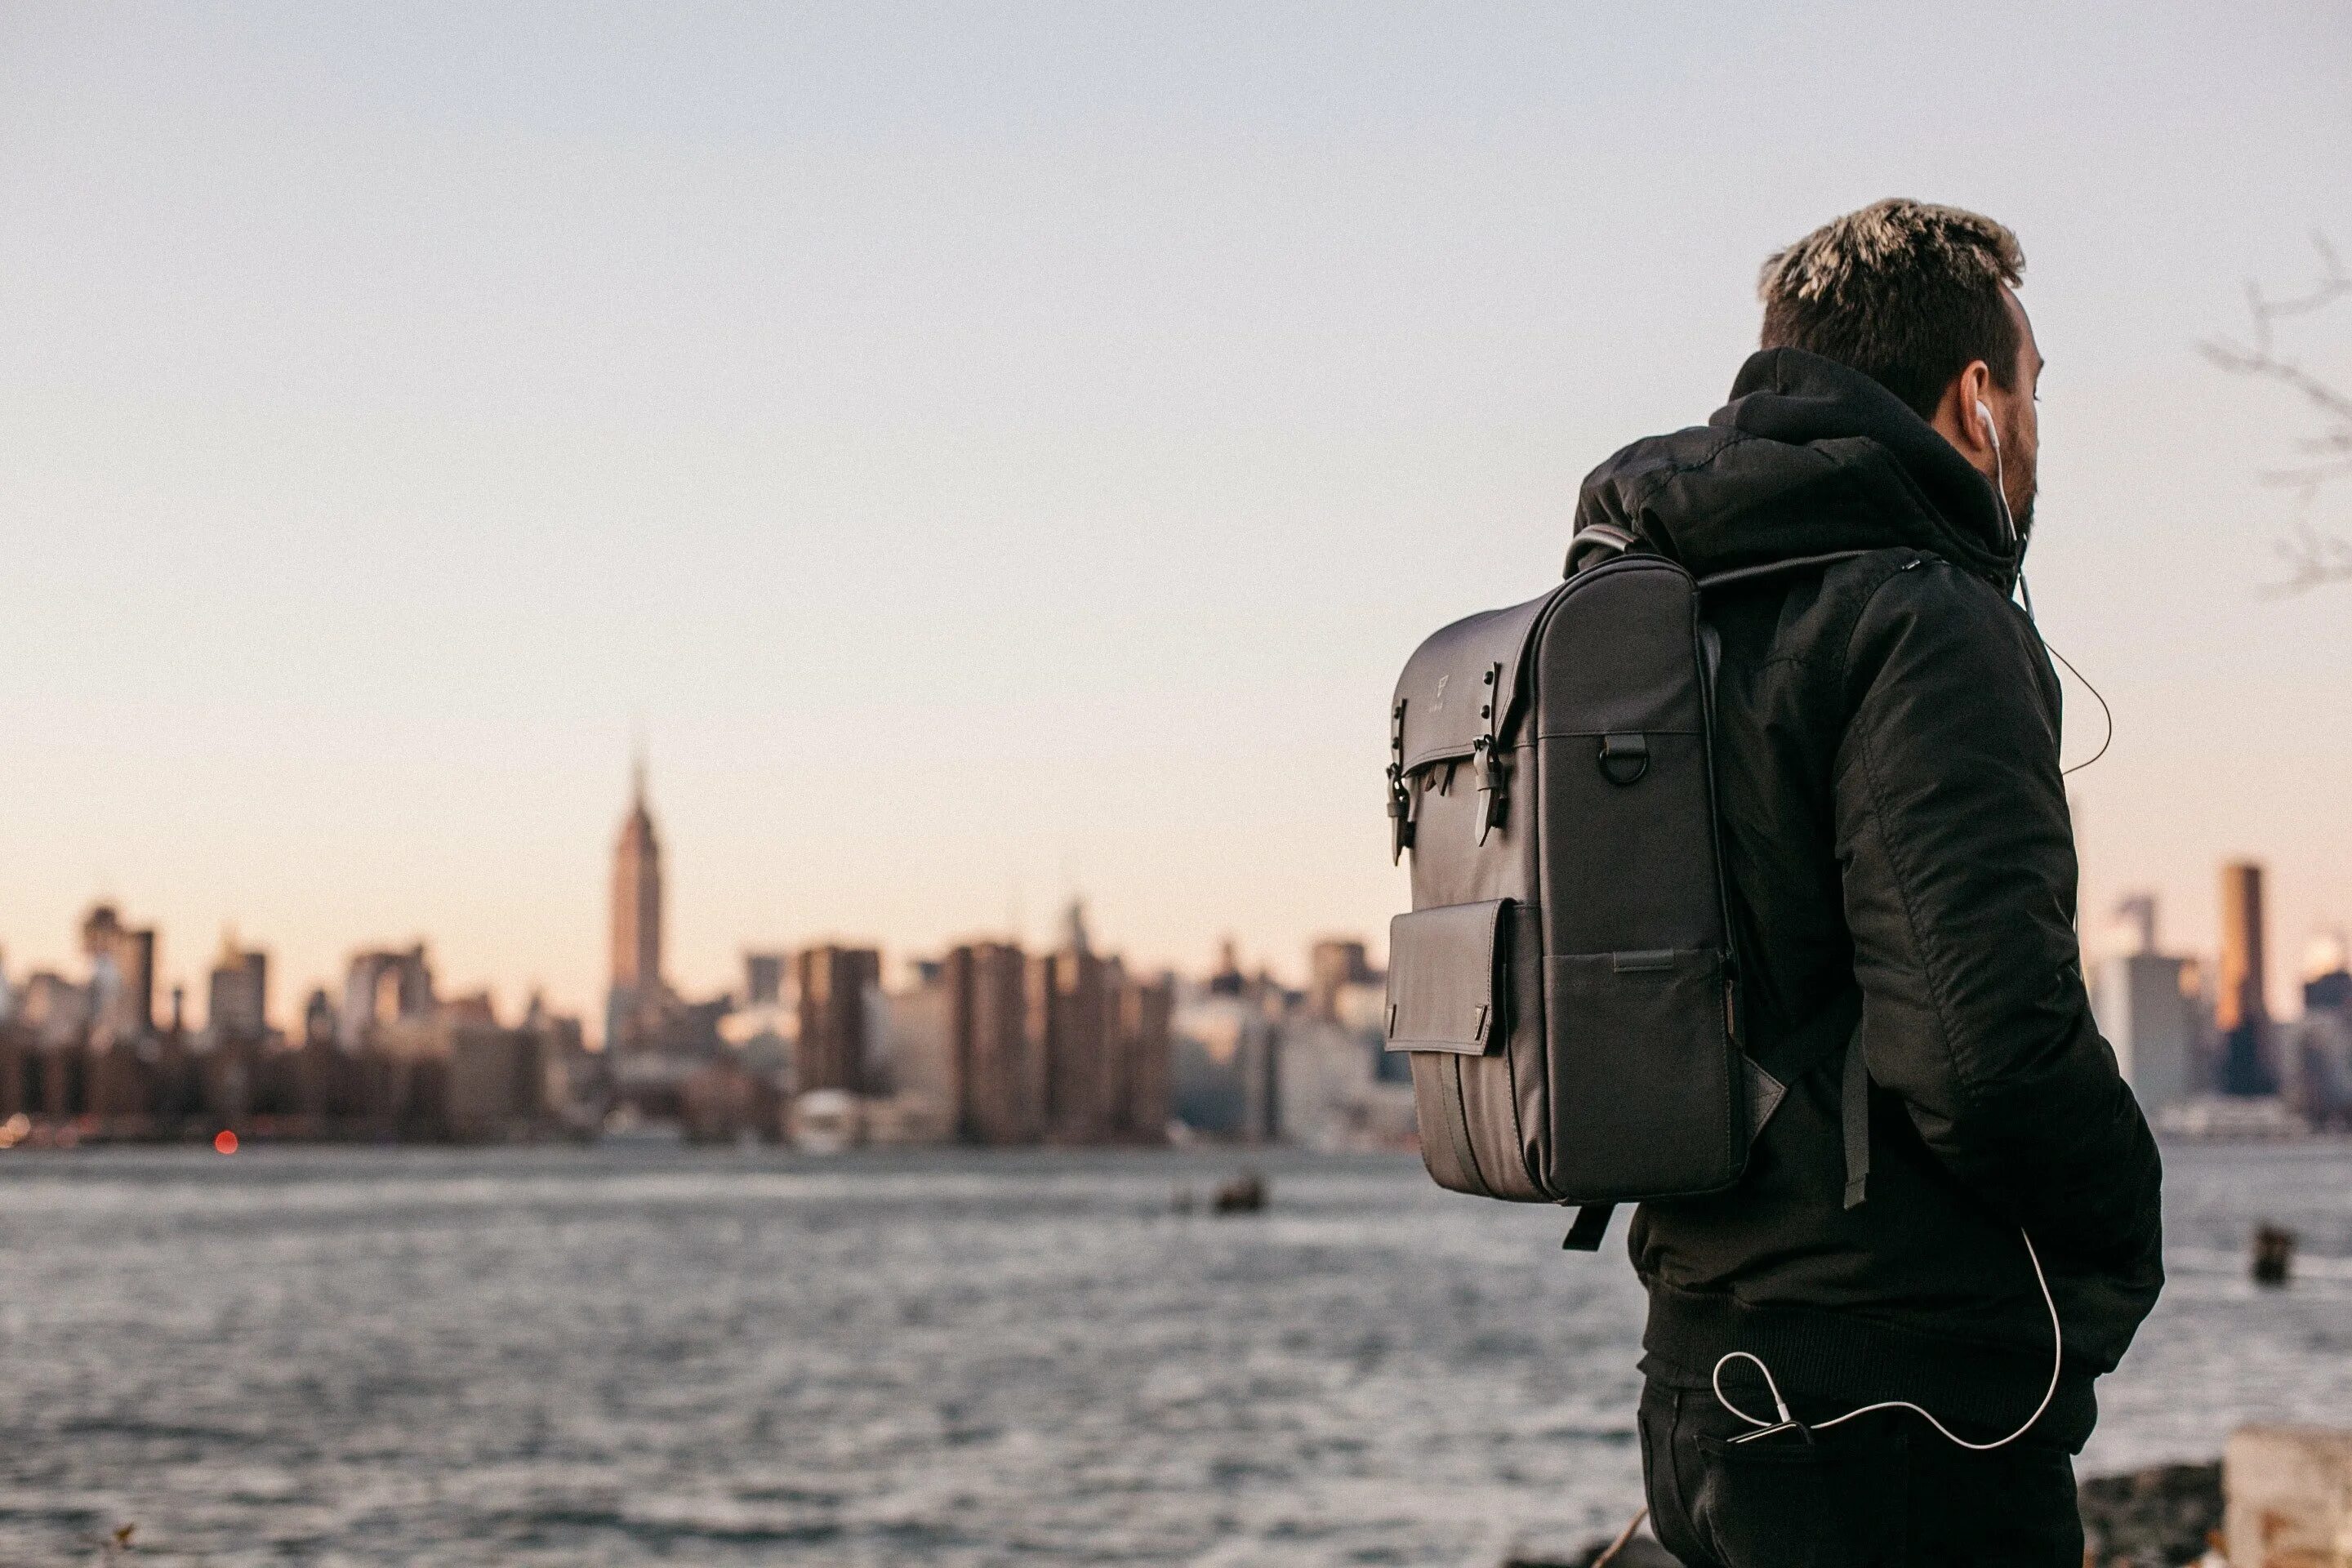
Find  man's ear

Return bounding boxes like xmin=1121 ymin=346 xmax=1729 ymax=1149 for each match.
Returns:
xmin=1958 ymin=360 xmax=1995 ymax=448
xmin=1931 ymin=359 xmax=1998 ymax=464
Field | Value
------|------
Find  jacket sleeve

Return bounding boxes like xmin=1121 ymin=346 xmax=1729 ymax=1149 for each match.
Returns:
xmin=1833 ymin=559 xmax=2162 ymax=1275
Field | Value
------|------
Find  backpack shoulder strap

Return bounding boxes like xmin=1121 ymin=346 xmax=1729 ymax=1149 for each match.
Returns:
xmin=1694 ymin=549 xmax=1876 ymax=594
xmin=1686 ymin=546 xmax=1900 ymax=1211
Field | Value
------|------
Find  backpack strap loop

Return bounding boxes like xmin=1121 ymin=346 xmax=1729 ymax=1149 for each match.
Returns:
xmin=1561 ymin=1202 xmax=1617 ymax=1251
xmin=1841 ymin=1027 xmax=1872 ymax=1210
xmin=1473 ymin=662 xmax=1508 ymax=844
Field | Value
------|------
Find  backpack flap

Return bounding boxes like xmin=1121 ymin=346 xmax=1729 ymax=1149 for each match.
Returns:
xmin=1388 ymin=590 xmax=1561 ymax=860
xmin=1383 ymin=899 xmax=1509 ymax=1054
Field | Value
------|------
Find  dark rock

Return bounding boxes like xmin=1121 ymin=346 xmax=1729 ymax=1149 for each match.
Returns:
xmin=1506 ymin=1463 xmax=2222 ymax=1568
xmin=1211 ymin=1171 xmax=1267 ymax=1214
xmin=2078 ymin=1460 xmax=2222 ymax=1567
xmin=2252 ymin=1222 xmax=2296 ymax=1285
xmin=1505 ymin=1536 xmax=1677 ymax=1568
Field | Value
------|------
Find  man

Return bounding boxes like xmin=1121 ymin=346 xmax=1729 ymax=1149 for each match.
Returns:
xmin=1574 ymin=200 xmax=2164 ymax=1564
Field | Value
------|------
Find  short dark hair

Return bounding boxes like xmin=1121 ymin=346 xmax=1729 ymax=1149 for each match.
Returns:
xmin=1758 ymin=198 xmax=2025 ymax=421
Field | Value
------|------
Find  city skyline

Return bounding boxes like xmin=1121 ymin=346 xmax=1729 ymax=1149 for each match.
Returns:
xmin=4 ymin=3 xmax=2349 ymax=1020
xmin=13 ymin=804 xmax=2350 ymax=1147
xmin=11 ymin=771 xmax=2352 ymax=1047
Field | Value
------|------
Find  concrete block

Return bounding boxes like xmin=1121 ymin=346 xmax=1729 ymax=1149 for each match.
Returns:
xmin=2226 ymin=1425 xmax=2352 ymax=1567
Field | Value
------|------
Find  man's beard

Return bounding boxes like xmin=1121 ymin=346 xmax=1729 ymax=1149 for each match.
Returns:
xmin=1999 ymin=418 xmax=2036 ymax=545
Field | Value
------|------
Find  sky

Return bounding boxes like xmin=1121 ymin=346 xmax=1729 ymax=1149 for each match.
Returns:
xmin=3 ymin=1 xmax=2349 ymax=1032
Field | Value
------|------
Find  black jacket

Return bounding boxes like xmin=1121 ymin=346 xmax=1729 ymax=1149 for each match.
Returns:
xmin=1576 ymin=349 xmax=2163 ymax=1451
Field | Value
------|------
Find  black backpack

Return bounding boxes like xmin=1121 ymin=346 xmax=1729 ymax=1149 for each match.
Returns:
xmin=1383 ymin=526 xmax=1868 ymax=1249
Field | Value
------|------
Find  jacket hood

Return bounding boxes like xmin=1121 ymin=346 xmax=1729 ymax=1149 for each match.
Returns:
xmin=1570 ymin=348 xmax=2019 ymax=590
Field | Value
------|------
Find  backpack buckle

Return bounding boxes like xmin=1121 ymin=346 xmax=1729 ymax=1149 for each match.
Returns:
xmin=1473 ymin=738 xmax=1505 ymax=844
xmin=1388 ymin=701 xmax=1415 ymax=862
xmin=1388 ymin=765 xmax=1415 ymax=862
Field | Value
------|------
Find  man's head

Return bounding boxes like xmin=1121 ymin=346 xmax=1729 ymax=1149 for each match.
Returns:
xmin=1758 ymin=198 xmax=2042 ymax=539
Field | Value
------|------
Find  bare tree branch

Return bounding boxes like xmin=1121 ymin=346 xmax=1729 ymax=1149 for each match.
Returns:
xmin=2260 ymin=521 xmax=2352 ymax=599
xmin=2203 ymin=233 xmax=2352 ymax=592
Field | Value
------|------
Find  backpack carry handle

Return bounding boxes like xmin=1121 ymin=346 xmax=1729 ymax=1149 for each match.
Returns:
xmin=1566 ymin=523 xmax=1635 ymax=577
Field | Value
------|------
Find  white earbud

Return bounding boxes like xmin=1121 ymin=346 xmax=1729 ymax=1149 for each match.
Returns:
xmin=1975 ymin=398 xmax=2016 ymax=550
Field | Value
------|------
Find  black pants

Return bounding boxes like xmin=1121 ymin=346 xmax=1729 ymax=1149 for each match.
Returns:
xmin=1637 ymin=1380 xmax=2082 ymax=1567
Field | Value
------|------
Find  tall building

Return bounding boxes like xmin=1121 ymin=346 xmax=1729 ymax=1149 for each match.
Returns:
xmin=207 ymin=933 xmax=270 ymax=1044
xmin=2305 ymin=931 xmax=2352 ymax=1012
xmin=2286 ymin=933 xmax=2352 ymax=1127
xmin=1025 ymin=903 xmax=1175 ymax=1145
xmin=744 ymin=952 xmax=786 ymax=1008
xmin=1036 ymin=908 xmax=1116 ymax=1143
xmin=950 ymin=941 xmax=1040 ymax=1143
xmin=82 ymin=903 xmax=156 ymax=1043
xmin=607 ymin=757 xmax=666 ymax=1050
xmin=945 ymin=930 xmax=1167 ymax=1147
xmin=302 ymin=988 xmax=337 ymax=1049
xmin=863 ymin=969 xmax=957 ymax=1142
xmin=1307 ymin=939 xmax=1375 ymax=1023
xmin=796 ymin=945 xmax=880 ymax=1094
xmin=1170 ymin=980 xmax=1281 ymax=1140
xmin=2217 ymin=860 xmax=2275 ymax=1094
xmin=340 ymin=946 xmax=435 ymax=1049
xmin=2095 ymin=893 xmax=2198 ymax=1118
xmin=1113 ymin=972 xmax=1174 ymax=1142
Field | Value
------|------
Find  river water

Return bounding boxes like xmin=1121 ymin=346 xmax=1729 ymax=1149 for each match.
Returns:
xmin=2 ymin=1141 xmax=2346 ymax=1566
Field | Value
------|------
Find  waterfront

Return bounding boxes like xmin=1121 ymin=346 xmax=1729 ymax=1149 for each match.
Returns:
xmin=1 ymin=1143 xmax=2347 ymax=1566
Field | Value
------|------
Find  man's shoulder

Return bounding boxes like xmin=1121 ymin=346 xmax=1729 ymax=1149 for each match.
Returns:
xmin=1836 ymin=553 xmax=2048 ymax=700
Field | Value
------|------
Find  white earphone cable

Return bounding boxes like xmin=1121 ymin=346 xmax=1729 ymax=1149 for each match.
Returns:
xmin=1706 ymin=403 xmax=2077 ymax=1450
xmin=1980 ymin=399 xmax=2114 ymax=777
xmin=1710 ymin=1227 xmax=2063 ymax=1449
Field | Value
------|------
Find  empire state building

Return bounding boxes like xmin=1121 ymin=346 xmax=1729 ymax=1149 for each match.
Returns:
xmin=606 ymin=758 xmax=666 ymax=1050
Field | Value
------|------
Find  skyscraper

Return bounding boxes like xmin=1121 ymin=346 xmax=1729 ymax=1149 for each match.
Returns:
xmin=2290 ymin=933 xmax=2352 ymax=1126
xmin=796 ymin=945 xmax=880 ymax=1094
xmin=81 ymin=904 xmax=156 ymax=1044
xmin=2217 ymin=860 xmax=2274 ymax=1095
xmin=1036 ymin=937 xmax=1115 ymax=1143
xmin=207 ymin=932 xmax=269 ymax=1044
xmin=2094 ymin=893 xmax=2197 ymax=1117
xmin=744 ymin=953 xmax=786 ymax=1008
xmin=339 ymin=945 xmax=435 ymax=1049
xmin=948 ymin=918 xmax=1169 ymax=1147
xmin=607 ymin=756 xmax=666 ymax=1050
xmin=1307 ymin=938 xmax=1374 ymax=1023
xmin=950 ymin=941 xmax=1040 ymax=1143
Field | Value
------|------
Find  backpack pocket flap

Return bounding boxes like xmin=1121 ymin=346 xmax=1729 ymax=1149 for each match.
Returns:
xmin=1384 ymin=899 xmax=1508 ymax=1054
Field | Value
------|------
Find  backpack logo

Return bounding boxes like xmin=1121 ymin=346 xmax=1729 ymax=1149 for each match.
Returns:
xmin=1432 ymin=675 xmax=1449 ymax=710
